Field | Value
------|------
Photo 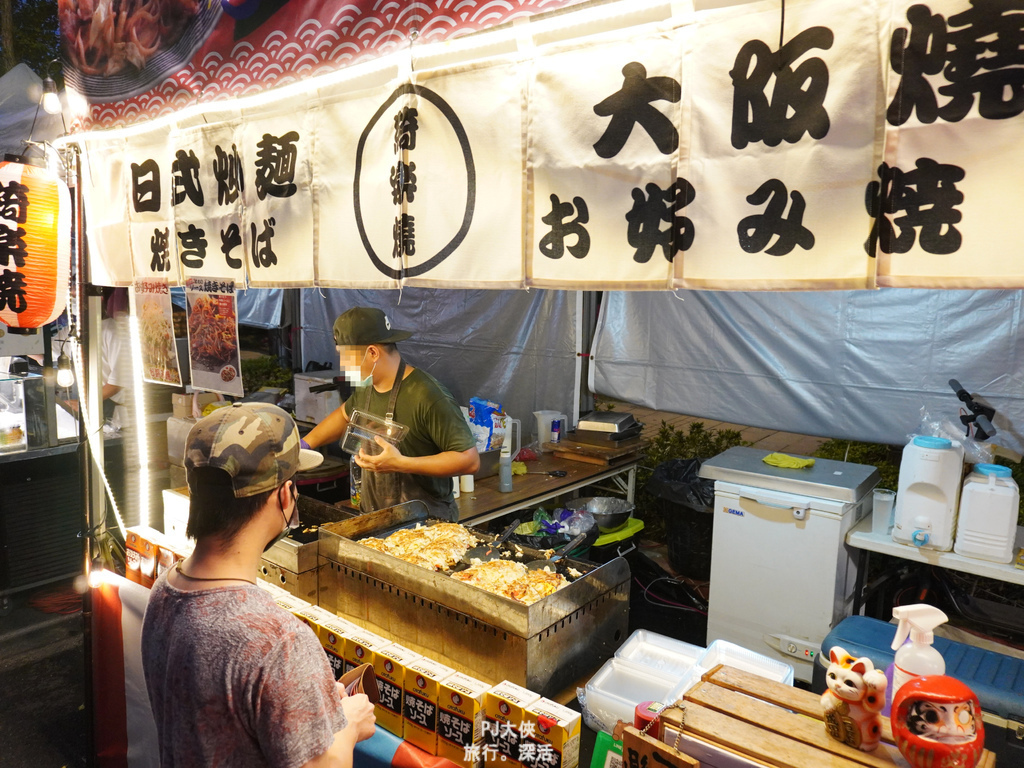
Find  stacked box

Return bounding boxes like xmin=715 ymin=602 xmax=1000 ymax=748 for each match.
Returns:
xmin=373 ymin=643 xmax=422 ymax=736
xmin=437 ymin=672 xmax=490 ymax=768
xmin=125 ymin=526 xmax=163 ymax=587
xmin=343 ymin=628 xmax=391 ymax=676
xmin=319 ymin=618 xmax=357 ymax=680
xmin=483 ymin=681 xmax=541 ymax=768
xmin=521 ymin=698 xmax=581 ymax=768
xmin=155 ymin=539 xmax=192 ymax=579
xmin=404 ymin=658 xmax=456 ymax=755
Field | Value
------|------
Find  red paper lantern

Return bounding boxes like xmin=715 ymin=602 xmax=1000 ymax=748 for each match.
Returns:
xmin=0 ymin=156 xmax=71 ymax=329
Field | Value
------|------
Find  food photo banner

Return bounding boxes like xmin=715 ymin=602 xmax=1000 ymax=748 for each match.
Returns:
xmin=68 ymin=0 xmax=1024 ymax=290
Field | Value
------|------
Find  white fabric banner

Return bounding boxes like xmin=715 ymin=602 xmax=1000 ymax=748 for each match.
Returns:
xmin=528 ymin=23 xmax=682 ymax=289
xmin=170 ymin=119 xmax=248 ymax=287
xmin=877 ymin=0 xmax=1024 ymax=288
xmin=239 ymin=98 xmax=316 ymax=288
xmin=406 ymin=58 xmax=526 ymax=288
xmin=316 ymin=80 xmax=403 ymax=290
xmin=682 ymin=0 xmax=882 ymax=289
xmin=69 ymin=0 xmax=1024 ymax=291
xmin=125 ymin=126 xmax=179 ymax=283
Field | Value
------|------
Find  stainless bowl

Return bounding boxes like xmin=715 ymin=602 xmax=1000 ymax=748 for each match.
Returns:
xmin=566 ymin=496 xmax=635 ymax=532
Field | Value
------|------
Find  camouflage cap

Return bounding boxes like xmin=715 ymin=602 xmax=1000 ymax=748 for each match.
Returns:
xmin=184 ymin=403 xmax=323 ymax=498
xmin=333 ymin=307 xmax=412 ymax=346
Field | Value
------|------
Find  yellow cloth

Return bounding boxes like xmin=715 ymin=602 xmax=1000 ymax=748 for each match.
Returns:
xmin=511 ymin=460 xmax=527 ymax=475
xmin=762 ymin=452 xmax=815 ymax=469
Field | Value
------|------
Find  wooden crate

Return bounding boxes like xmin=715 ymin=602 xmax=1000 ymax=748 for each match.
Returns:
xmin=653 ymin=665 xmax=996 ymax=768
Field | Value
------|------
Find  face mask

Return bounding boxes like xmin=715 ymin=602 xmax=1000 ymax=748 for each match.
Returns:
xmin=341 ymin=348 xmax=375 ymax=387
xmin=263 ymin=485 xmax=300 ymax=553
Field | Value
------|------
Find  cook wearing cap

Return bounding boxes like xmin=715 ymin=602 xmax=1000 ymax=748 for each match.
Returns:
xmin=302 ymin=307 xmax=479 ymax=520
xmin=141 ymin=403 xmax=376 ymax=768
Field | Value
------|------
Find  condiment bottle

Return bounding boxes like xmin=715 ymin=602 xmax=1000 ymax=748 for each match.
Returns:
xmin=499 ymin=443 xmax=513 ymax=493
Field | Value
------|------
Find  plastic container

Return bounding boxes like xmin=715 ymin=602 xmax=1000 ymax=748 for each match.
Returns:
xmin=614 ymin=629 xmax=702 ymax=679
xmin=341 ymin=409 xmax=408 ymax=456
xmin=892 ymin=436 xmax=964 ymax=551
xmin=954 ymin=463 xmax=1020 ymax=564
xmin=584 ymin=657 xmax=678 ymax=731
xmin=696 ymin=639 xmax=795 ymax=686
xmin=587 ymin=517 xmax=644 ymax=564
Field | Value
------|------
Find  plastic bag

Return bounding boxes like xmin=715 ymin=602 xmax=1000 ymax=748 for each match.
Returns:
xmin=645 ymin=458 xmax=716 ymax=512
xmin=910 ymin=406 xmax=992 ymax=465
xmin=534 ymin=506 xmax=596 ymax=536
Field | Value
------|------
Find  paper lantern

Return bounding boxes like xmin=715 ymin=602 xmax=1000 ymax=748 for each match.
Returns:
xmin=0 ymin=156 xmax=71 ymax=328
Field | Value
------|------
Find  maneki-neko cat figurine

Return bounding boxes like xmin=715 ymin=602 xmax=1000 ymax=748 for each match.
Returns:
xmin=820 ymin=646 xmax=887 ymax=751
xmin=892 ymin=675 xmax=985 ymax=768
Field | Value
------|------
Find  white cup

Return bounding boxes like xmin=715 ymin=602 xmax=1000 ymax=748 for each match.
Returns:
xmin=460 ymin=474 xmax=475 ymax=493
xmin=872 ymin=488 xmax=896 ymax=535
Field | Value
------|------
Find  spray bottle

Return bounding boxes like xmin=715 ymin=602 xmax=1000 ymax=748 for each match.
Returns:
xmin=886 ymin=604 xmax=947 ymax=713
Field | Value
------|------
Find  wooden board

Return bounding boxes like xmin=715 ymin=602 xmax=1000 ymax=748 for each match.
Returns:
xmin=544 ymin=438 xmax=644 ymax=465
xmin=652 ymin=665 xmax=997 ymax=768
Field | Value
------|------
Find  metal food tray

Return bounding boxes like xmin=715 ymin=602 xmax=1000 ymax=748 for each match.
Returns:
xmin=317 ymin=501 xmax=630 ymax=694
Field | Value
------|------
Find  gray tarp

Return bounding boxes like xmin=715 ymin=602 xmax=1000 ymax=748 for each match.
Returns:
xmin=301 ymin=288 xmax=577 ymax=445
xmin=591 ymin=290 xmax=1024 ymax=454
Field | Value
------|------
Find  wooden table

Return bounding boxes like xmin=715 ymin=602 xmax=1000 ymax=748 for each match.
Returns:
xmin=455 ymin=450 xmax=641 ymax=525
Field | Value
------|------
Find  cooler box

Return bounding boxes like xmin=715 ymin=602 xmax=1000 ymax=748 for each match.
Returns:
xmin=699 ymin=447 xmax=879 ymax=683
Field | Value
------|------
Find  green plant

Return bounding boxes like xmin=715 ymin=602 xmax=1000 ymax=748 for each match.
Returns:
xmin=634 ymin=421 xmax=751 ymax=539
xmin=241 ymin=356 xmax=294 ymax=395
xmin=812 ymin=439 xmax=902 ymax=491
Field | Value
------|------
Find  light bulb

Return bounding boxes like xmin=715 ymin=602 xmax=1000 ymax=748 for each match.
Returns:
xmin=56 ymin=351 xmax=74 ymax=388
xmin=41 ymin=77 xmax=61 ymax=115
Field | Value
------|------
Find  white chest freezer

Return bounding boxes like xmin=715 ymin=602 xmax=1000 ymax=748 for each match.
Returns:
xmin=699 ymin=447 xmax=879 ymax=683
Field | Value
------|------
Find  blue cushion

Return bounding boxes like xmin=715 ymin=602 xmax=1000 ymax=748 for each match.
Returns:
xmin=820 ymin=615 xmax=1024 ymax=721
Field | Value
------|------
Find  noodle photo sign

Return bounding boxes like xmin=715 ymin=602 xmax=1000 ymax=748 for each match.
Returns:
xmin=184 ymin=277 xmax=243 ymax=397
xmin=131 ymin=279 xmax=182 ymax=387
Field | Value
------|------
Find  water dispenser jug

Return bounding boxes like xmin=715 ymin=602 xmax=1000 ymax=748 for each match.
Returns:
xmin=954 ymin=463 xmax=1019 ymax=564
xmin=892 ymin=436 xmax=964 ymax=551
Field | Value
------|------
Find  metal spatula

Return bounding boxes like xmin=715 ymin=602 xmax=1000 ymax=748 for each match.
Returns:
xmin=525 ymin=531 xmax=588 ymax=571
xmin=461 ymin=518 xmax=521 ymax=565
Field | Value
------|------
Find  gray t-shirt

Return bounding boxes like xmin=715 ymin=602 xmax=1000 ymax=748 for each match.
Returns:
xmin=142 ymin=573 xmax=346 ymax=768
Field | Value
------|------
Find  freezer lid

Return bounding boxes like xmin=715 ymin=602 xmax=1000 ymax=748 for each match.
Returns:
xmin=698 ymin=446 xmax=879 ymax=503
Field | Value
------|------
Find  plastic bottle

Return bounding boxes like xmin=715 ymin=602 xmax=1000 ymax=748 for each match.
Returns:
xmin=499 ymin=442 xmax=513 ymax=493
xmin=889 ymin=604 xmax=947 ymax=703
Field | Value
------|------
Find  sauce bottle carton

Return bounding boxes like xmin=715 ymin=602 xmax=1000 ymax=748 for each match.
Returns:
xmin=343 ymin=628 xmax=391 ymax=677
xmin=522 ymin=698 xmax=581 ymax=768
xmin=155 ymin=539 xmax=192 ymax=579
xmin=483 ymin=680 xmax=542 ymax=768
xmin=272 ymin=593 xmax=311 ymax=618
xmin=438 ymin=671 xmax=491 ymax=768
xmin=318 ymin=617 xmax=358 ymax=680
xmin=373 ymin=643 xmax=422 ymax=737
xmin=256 ymin=579 xmax=291 ymax=599
xmin=126 ymin=526 xmax=163 ymax=588
xmin=403 ymin=657 xmax=456 ymax=755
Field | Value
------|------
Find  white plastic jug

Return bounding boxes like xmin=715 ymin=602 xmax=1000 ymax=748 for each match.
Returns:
xmin=533 ymin=410 xmax=567 ymax=447
xmin=892 ymin=436 xmax=964 ymax=551
xmin=954 ymin=463 xmax=1019 ymax=564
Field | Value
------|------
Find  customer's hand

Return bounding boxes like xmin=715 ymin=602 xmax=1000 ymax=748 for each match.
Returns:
xmin=340 ymin=693 xmax=376 ymax=742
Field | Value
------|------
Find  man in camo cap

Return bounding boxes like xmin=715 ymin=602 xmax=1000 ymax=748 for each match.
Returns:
xmin=142 ymin=403 xmax=377 ymax=767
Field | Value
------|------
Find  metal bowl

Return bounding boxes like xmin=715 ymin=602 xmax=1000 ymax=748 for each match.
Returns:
xmin=565 ymin=496 xmax=635 ymax=532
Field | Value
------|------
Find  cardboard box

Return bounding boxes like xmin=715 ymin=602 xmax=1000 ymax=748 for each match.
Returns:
xmin=437 ymin=671 xmax=490 ymax=768
xmin=319 ymin=617 xmax=357 ymax=680
xmin=521 ymin=698 xmax=581 ymax=768
xmin=172 ymin=393 xmax=192 ymax=419
xmin=161 ymin=487 xmax=190 ymax=548
xmin=404 ymin=657 xmax=456 ymax=755
xmin=343 ymin=628 xmax=390 ymax=676
xmin=126 ymin=526 xmax=163 ymax=588
xmin=373 ymin=643 xmax=422 ymax=737
xmin=483 ymin=680 xmax=541 ymax=768
xmin=155 ymin=539 xmax=192 ymax=578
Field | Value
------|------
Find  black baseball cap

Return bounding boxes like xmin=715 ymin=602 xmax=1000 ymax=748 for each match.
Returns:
xmin=333 ymin=307 xmax=412 ymax=346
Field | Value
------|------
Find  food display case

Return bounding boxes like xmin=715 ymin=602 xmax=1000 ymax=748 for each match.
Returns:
xmin=317 ymin=501 xmax=630 ymax=697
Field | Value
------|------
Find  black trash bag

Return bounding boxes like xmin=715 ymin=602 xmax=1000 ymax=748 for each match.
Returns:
xmin=645 ymin=458 xmax=716 ymax=512
xmin=646 ymin=458 xmax=716 ymax=581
